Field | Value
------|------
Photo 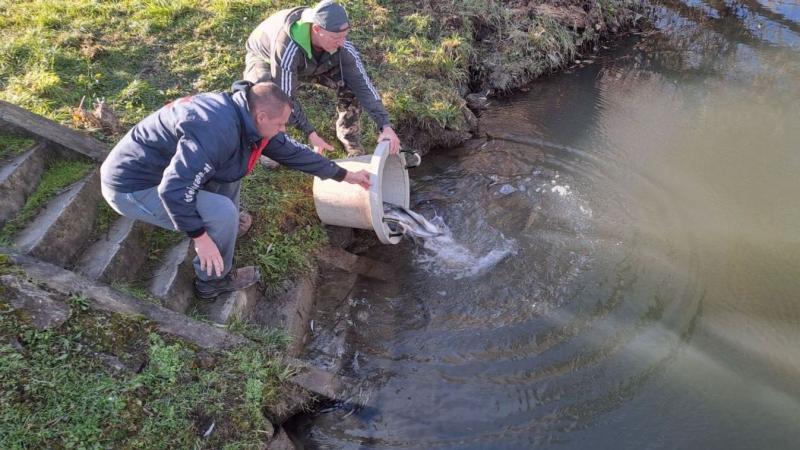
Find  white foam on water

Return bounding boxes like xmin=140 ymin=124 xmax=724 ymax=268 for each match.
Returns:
xmin=551 ymin=184 xmax=571 ymax=196
xmin=413 ymin=216 xmax=517 ymax=279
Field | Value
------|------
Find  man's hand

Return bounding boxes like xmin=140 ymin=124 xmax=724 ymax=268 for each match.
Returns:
xmin=194 ymin=232 xmax=224 ymax=277
xmin=378 ymin=126 xmax=401 ymax=154
xmin=309 ymin=131 xmax=334 ymax=154
xmin=343 ymin=169 xmax=371 ymax=189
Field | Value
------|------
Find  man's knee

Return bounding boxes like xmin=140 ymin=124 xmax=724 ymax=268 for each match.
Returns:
xmin=197 ymin=193 xmax=238 ymax=235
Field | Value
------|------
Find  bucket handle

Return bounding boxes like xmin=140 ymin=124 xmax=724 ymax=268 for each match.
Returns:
xmin=400 ymin=149 xmax=421 ymax=169
xmin=382 ymin=218 xmax=405 ymax=238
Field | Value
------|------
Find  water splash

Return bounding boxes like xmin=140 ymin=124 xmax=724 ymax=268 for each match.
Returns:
xmin=414 ymin=216 xmax=517 ymax=279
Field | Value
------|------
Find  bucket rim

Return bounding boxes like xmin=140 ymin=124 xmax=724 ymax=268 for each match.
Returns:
xmin=368 ymin=141 xmax=409 ymax=244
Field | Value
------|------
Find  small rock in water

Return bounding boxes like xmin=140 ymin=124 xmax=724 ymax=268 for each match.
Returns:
xmin=497 ymin=184 xmax=518 ymax=195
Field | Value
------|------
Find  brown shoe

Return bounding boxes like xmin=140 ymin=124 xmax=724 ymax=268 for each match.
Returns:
xmin=238 ymin=211 xmax=252 ymax=237
xmin=194 ymin=266 xmax=261 ymax=299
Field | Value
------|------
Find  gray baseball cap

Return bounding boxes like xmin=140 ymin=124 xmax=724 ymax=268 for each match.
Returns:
xmin=301 ymin=1 xmax=350 ymax=32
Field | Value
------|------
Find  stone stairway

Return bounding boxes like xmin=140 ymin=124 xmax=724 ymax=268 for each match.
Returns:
xmin=0 ymin=101 xmax=374 ymax=449
xmin=13 ymin=166 xmax=101 ymax=266
xmin=0 ymin=100 xmax=256 ymax=325
xmin=0 ymin=141 xmax=47 ymax=226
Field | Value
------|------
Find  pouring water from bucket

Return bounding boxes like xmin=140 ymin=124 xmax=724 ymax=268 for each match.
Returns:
xmin=313 ymin=141 xmax=415 ymax=244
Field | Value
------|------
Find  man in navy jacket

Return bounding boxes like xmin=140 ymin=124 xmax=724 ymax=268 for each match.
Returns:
xmin=100 ymin=81 xmax=369 ymax=298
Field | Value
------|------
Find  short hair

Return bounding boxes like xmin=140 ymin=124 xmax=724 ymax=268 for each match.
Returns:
xmin=247 ymin=82 xmax=291 ymax=119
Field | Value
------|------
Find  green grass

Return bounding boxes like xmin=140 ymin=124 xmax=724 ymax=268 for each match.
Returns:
xmin=0 ymin=158 xmax=93 ymax=245
xmin=0 ymin=0 xmax=642 ymax=285
xmin=238 ymin=164 xmax=329 ymax=284
xmin=91 ymin=199 xmax=120 ymax=236
xmin=111 ymin=226 xmax=185 ymax=303
xmin=0 ymin=132 xmax=35 ymax=162
xmin=0 ymin=297 xmax=293 ymax=449
xmin=111 ymin=281 xmax=163 ymax=305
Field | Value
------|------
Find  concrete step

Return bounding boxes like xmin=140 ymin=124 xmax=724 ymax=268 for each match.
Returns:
xmin=194 ymin=283 xmax=260 ymax=325
xmin=0 ymin=100 xmax=109 ymax=161
xmin=13 ymin=168 xmax=101 ymax=266
xmin=305 ymin=247 xmax=402 ymax=373
xmin=75 ymin=217 xmax=150 ymax=283
xmin=315 ymin=246 xmax=394 ymax=281
xmin=3 ymin=249 xmax=248 ymax=351
xmin=148 ymin=237 xmax=196 ymax=314
xmin=300 ymin=265 xmax=359 ymax=371
xmin=0 ymin=141 xmax=48 ymax=227
xmin=250 ymin=268 xmax=319 ymax=357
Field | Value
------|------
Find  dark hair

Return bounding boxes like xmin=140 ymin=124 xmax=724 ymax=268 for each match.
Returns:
xmin=247 ymin=82 xmax=291 ymax=119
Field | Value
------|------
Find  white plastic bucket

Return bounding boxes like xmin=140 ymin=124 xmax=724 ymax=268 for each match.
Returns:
xmin=312 ymin=141 xmax=409 ymax=244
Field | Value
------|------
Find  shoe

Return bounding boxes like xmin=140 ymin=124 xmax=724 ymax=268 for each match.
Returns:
xmin=194 ymin=266 xmax=261 ymax=299
xmin=238 ymin=211 xmax=252 ymax=238
xmin=260 ymin=155 xmax=280 ymax=169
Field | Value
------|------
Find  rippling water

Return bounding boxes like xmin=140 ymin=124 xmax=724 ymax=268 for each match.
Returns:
xmin=294 ymin=1 xmax=800 ymax=448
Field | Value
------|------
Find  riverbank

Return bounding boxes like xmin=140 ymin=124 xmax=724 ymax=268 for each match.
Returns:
xmin=0 ymin=0 xmax=646 ymax=284
xmin=0 ymin=0 xmax=646 ymax=446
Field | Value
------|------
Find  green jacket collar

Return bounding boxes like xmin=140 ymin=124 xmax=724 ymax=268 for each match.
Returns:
xmin=289 ymin=20 xmax=314 ymax=60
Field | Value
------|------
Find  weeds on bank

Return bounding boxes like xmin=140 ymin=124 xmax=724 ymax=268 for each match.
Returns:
xmin=238 ymin=165 xmax=328 ymax=284
xmin=0 ymin=132 xmax=35 ymax=162
xmin=0 ymin=300 xmax=292 ymax=448
xmin=0 ymin=158 xmax=93 ymax=245
xmin=90 ymin=200 xmax=121 ymax=237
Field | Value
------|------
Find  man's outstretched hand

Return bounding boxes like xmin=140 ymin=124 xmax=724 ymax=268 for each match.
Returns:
xmin=378 ymin=126 xmax=401 ymax=154
xmin=343 ymin=169 xmax=371 ymax=189
xmin=309 ymin=131 xmax=334 ymax=154
xmin=194 ymin=232 xmax=224 ymax=277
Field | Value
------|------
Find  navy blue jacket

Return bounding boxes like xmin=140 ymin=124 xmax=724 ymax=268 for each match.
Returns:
xmin=100 ymin=86 xmax=346 ymax=237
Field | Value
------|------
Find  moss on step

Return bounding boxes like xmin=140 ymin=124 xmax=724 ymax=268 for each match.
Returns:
xmin=0 ymin=158 xmax=93 ymax=245
xmin=0 ymin=132 xmax=35 ymax=162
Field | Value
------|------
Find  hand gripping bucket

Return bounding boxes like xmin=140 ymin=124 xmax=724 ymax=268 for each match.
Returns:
xmin=312 ymin=141 xmax=411 ymax=244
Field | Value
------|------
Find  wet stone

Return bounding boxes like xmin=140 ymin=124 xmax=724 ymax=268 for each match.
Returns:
xmin=95 ymin=352 xmax=129 ymax=373
xmin=324 ymin=224 xmax=354 ymax=249
xmin=268 ymin=427 xmax=298 ymax=450
xmin=195 ymin=284 xmax=260 ymax=325
xmin=262 ymin=384 xmax=314 ymax=425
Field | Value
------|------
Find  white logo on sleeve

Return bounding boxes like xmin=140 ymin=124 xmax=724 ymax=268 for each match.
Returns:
xmin=184 ymin=163 xmax=213 ymax=203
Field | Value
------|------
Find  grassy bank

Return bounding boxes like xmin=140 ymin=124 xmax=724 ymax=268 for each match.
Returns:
xmin=0 ymin=1 xmax=642 ymax=446
xmin=0 ymin=0 xmax=642 ymax=283
xmin=0 ymin=292 xmax=292 ymax=448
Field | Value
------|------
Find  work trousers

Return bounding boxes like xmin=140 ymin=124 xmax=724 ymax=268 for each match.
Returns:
xmin=100 ymin=180 xmax=240 ymax=282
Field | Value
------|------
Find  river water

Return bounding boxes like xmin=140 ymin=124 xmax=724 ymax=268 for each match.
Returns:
xmin=294 ymin=1 xmax=800 ymax=448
